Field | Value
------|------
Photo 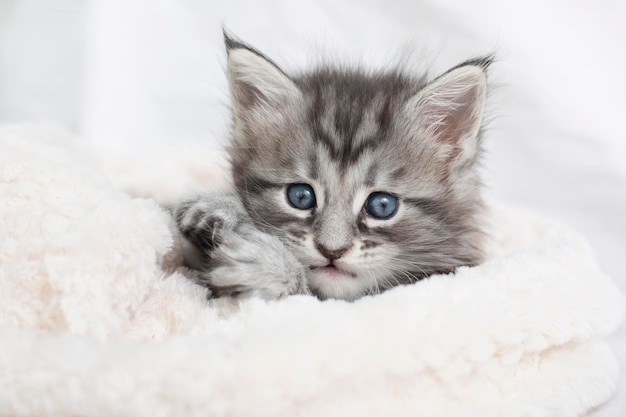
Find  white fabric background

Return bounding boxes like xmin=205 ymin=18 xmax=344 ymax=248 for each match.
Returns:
xmin=1 ymin=0 xmax=624 ymax=415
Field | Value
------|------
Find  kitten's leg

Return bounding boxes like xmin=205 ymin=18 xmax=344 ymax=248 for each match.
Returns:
xmin=175 ymin=194 xmax=309 ymax=300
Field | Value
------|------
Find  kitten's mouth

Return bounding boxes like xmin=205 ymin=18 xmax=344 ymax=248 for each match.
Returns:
xmin=311 ymin=264 xmax=356 ymax=279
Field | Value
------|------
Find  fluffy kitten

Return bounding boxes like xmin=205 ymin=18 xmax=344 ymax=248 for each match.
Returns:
xmin=176 ymin=33 xmax=490 ymax=301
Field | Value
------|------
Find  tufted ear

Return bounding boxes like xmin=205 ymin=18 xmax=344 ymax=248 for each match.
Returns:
xmin=405 ymin=58 xmax=490 ymax=163
xmin=224 ymin=32 xmax=300 ymax=116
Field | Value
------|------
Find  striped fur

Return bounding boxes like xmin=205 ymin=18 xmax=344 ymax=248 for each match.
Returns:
xmin=178 ymin=34 xmax=491 ymax=301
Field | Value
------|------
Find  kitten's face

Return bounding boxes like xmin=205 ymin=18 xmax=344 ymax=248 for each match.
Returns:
xmin=225 ymin=36 xmax=488 ymax=300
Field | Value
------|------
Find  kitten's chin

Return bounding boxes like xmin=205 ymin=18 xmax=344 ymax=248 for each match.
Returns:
xmin=307 ymin=267 xmax=371 ymax=301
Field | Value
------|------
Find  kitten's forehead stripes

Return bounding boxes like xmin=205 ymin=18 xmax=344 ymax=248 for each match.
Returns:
xmin=299 ymin=70 xmax=415 ymax=171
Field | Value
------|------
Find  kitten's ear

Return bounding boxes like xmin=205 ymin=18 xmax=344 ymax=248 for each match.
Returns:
xmin=406 ymin=59 xmax=490 ymax=162
xmin=224 ymin=32 xmax=300 ymax=114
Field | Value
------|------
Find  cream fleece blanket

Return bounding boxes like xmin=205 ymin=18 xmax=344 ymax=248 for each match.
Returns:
xmin=0 ymin=123 xmax=623 ymax=417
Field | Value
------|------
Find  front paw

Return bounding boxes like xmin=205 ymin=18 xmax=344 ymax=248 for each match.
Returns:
xmin=174 ymin=194 xmax=248 ymax=255
xmin=198 ymin=228 xmax=310 ymax=300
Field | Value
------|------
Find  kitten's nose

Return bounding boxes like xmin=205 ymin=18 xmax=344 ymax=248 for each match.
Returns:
xmin=315 ymin=241 xmax=350 ymax=261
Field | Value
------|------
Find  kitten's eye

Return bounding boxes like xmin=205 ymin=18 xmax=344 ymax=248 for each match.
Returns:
xmin=364 ymin=192 xmax=398 ymax=219
xmin=287 ymin=183 xmax=316 ymax=210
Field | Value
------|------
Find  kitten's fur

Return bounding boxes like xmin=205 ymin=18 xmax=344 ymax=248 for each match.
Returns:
xmin=176 ymin=33 xmax=490 ymax=301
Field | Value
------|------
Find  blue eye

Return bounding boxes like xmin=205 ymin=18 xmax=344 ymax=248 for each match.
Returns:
xmin=364 ymin=192 xmax=398 ymax=219
xmin=287 ymin=183 xmax=316 ymax=210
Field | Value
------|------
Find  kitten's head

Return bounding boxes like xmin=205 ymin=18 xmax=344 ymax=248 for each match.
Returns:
xmin=225 ymin=33 xmax=490 ymax=300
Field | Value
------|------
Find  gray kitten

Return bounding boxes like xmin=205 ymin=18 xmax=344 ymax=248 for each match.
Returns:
xmin=175 ymin=33 xmax=490 ymax=301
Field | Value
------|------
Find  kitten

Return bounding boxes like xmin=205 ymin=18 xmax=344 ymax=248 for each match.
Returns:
xmin=175 ymin=33 xmax=490 ymax=301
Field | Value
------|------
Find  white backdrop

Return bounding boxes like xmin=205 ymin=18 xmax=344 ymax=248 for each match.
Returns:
xmin=1 ymin=0 xmax=625 ymax=415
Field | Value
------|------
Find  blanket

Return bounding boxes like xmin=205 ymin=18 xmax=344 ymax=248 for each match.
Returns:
xmin=0 ymin=123 xmax=623 ymax=417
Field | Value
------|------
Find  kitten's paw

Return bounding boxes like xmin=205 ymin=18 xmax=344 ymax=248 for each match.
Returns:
xmin=198 ymin=228 xmax=310 ymax=300
xmin=174 ymin=194 xmax=249 ymax=254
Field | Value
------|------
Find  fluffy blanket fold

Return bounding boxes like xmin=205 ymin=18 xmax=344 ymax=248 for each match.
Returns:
xmin=0 ymin=124 xmax=623 ymax=417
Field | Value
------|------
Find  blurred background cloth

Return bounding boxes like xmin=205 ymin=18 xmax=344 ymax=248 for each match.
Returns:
xmin=0 ymin=0 xmax=624 ymax=415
